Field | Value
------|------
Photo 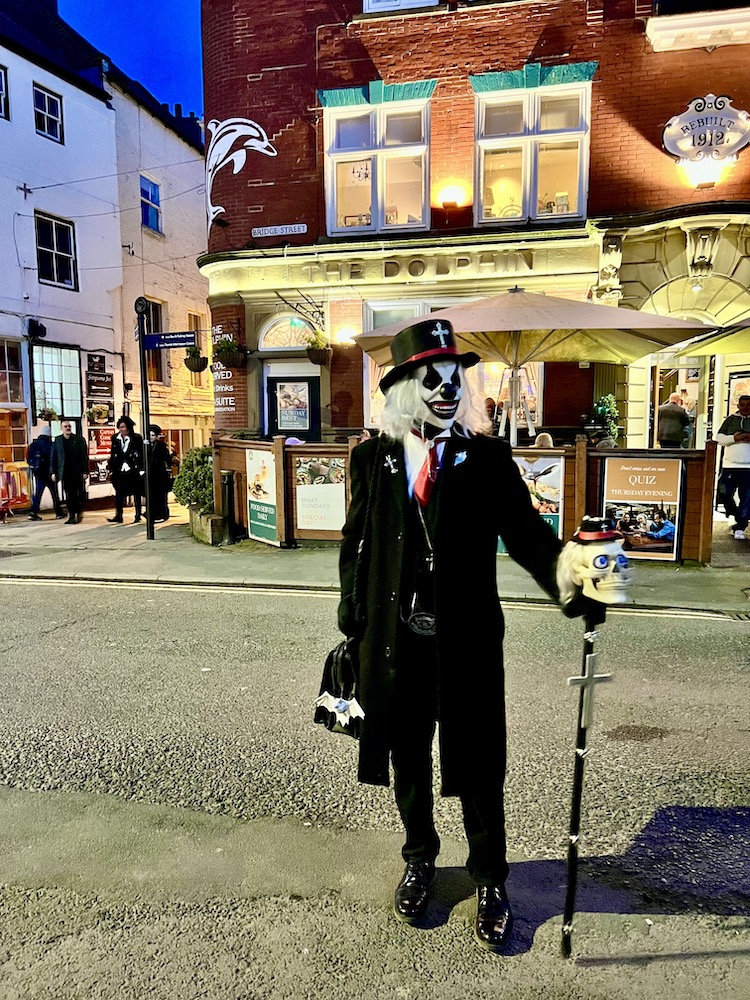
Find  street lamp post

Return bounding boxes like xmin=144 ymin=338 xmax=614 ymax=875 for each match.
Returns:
xmin=134 ymin=297 xmax=154 ymax=541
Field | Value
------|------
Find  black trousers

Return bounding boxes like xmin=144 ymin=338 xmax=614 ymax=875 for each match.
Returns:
xmin=390 ymin=625 xmax=508 ymax=887
xmin=114 ymin=475 xmax=142 ymax=518
xmin=62 ymin=474 xmax=86 ymax=516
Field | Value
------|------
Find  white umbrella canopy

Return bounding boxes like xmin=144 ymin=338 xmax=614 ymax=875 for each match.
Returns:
xmin=355 ymin=289 xmax=711 ymax=444
xmin=355 ymin=289 xmax=711 ymax=367
xmin=676 ymin=320 xmax=750 ymax=357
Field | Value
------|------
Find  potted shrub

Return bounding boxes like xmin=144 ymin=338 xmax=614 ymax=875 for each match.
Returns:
xmin=212 ymin=336 xmax=247 ymax=369
xmin=172 ymin=446 xmax=214 ymax=513
xmin=37 ymin=406 xmax=58 ymax=422
xmin=594 ymin=394 xmax=620 ymax=440
xmin=184 ymin=344 xmax=209 ymax=372
xmin=305 ymin=330 xmax=332 ymax=366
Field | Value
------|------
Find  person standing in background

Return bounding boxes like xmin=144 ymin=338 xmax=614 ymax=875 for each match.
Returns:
xmin=715 ymin=394 xmax=750 ymax=541
xmin=50 ymin=421 xmax=88 ymax=524
xmin=657 ymin=393 xmax=689 ymax=449
xmin=107 ymin=416 xmax=145 ymax=524
xmin=147 ymin=424 xmax=172 ymax=522
xmin=27 ymin=426 xmax=63 ymax=520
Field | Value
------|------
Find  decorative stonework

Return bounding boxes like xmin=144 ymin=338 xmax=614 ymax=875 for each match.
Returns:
xmin=646 ymin=8 xmax=750 ymax=54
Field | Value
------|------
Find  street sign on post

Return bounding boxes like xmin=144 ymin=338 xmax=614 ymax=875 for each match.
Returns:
xmin=134 ymin=297 xmax=155 ymax=542
xmin=142 ymin=331 xmax=197 ymax=351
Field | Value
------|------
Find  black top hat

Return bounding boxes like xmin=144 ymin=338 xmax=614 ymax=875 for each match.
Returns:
xmin=572 ymin=516 xmax=622 ymax=544
xmin=379 ymin=319 xmax=480 ymax=392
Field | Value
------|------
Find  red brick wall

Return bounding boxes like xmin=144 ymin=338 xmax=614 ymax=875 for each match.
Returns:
xmin=203 ymin=0 xmax=750 ymax=252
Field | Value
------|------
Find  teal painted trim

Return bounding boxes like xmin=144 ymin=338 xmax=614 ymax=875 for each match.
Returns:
xmin=540 ymin=61 xmax=598 ymax=86
xmin=380 ymin=79 xmax=437 ymax=103
xmin=319 ymin=79 xmax=437 ymax=108
xmin=318 ymin=87 xmax=369 ymax=108
xmin=470 ymin=61 xmax=598 ymax=94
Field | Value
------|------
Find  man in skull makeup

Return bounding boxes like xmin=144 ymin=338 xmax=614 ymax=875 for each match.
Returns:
xmin=338 ymin=318 xmax=611 ymax=952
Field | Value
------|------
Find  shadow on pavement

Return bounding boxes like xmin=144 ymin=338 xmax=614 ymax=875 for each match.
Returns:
xmin=418 ymin=806 xmax=750 ymax=957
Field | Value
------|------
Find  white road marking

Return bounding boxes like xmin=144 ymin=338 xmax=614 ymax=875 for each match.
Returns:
xmin=0 ymin=577 xmax=740 ymax=622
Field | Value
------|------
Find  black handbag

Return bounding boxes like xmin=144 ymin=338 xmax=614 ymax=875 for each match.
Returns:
xmin=314 ymin=439 xmax=381 ymax=740
xmin=313 ymin=639 xmax=363 ymax=738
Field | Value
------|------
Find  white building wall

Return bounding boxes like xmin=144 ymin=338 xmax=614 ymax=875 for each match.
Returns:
xmin=0 ymin=42 xmax=122 ymax=503
xmin=109 ymin=82 xmax=212 ymax=453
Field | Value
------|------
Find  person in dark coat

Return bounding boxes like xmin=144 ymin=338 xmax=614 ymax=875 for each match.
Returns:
xmin=107 ymin=416 xmax=144 ymax=523
xmin=338 ymin=319 xmax=587 ymax=954
xmin=147 ymin=424 xmax=171 ymax=522
xmin=27 ymin=426 xmax=63 ymax=520
xmin=50 ymin=421 xmax=88 ymax=524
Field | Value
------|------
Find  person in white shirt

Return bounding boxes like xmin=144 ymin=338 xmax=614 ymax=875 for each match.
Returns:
xmin=107 ymin=416 xmax=145 ymax=524
xmin=714 ymin=394 xmax=750 ymax=541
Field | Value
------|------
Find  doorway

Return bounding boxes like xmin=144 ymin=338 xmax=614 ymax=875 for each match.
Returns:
xmin=265 ymin=363 xmax=321 ymax=441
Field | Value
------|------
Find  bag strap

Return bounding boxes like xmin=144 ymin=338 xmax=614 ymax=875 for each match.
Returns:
xmin=352 ymin=436 xmax=382 ymax=628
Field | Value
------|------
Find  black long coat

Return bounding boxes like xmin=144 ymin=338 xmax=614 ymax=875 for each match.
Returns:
xmin=338 ymin=432 xmax=562 ymax=796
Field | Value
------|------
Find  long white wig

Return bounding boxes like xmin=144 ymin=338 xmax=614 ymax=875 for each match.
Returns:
xmin=379 ymin=365 xmax=492 ymax=441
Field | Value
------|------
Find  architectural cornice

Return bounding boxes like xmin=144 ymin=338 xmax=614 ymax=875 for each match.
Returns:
xmin=646 ymin=7 xmax=750 ymax=53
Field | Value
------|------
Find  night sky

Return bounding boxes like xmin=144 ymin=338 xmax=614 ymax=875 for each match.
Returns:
xmin=58 ymin=0 xmax=204 ymax=117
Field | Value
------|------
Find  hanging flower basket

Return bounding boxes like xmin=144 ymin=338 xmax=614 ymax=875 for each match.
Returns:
xmin=216 ymin=347 xmax=247 ymax=369
xmin=184 ymin=355 xmax=209 ymax=373
xmin=306 ymin=346 xmax=333 ymax=366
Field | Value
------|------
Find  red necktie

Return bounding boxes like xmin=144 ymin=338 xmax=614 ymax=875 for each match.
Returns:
xmin=414 ymin=443 xmax=439 ymax=507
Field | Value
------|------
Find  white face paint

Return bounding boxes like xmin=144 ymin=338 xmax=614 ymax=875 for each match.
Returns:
xmin=412 ymin=361 xmax=463 ymax=431
xmin=575 ymin=539 xmax=632 ymax=604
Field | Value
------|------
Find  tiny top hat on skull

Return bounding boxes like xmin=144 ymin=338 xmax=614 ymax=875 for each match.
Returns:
xmin=380 ymin=319 xmax=480 ymax=391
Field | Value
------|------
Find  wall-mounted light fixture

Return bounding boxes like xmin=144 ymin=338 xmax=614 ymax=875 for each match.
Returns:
xmin=334 ymin=326 xmax=358 ymax=346
xmin=663 ymin=94 xmax=750 ymax=191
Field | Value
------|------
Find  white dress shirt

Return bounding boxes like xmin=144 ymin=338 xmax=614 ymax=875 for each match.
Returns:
xmin=403 ymin=430 xmax=450 ymax=498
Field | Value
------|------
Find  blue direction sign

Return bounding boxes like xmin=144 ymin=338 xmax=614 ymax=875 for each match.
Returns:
xmin=143 ymin=331 xmax=197 ymax=350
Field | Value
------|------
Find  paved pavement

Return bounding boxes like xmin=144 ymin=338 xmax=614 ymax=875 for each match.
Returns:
xmin=0 ymin=504 xmax=748 ymax=613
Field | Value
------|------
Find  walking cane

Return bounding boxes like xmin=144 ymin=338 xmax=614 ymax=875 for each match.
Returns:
xmin=561 ymin=602 xmax=610 ymax=958
xmin=558 ymin=517 xmax=630 ymax=959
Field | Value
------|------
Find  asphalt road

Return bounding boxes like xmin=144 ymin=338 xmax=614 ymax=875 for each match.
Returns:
xmin=0 ymin=580 xmax=748 ymax=999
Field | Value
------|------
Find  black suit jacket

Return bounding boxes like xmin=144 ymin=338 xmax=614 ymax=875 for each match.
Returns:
xmin=108 ymin=433 xmax=144 ymax=487
xmin=338 ymin=431 xmax=562 ymax=794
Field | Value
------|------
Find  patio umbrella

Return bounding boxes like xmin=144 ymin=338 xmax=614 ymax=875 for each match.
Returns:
xmin=676 ymin=320 xmax=750 ymax=357
xmin=355 ymin=288 xmax=711 ymax=444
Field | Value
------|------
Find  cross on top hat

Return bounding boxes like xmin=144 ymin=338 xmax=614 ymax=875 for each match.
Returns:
xmin=379 ymin=318 xmax=480 ymax=392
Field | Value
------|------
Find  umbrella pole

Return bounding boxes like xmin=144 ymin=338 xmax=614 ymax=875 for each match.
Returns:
xmin=509 ymin=370 xmax=520 ymax=447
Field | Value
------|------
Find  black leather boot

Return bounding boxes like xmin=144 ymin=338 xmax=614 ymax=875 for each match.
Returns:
xmin=475 ymin=886 xmax=513 ymax=952
xmin=393 ymin=861 xmax=435 ymax=924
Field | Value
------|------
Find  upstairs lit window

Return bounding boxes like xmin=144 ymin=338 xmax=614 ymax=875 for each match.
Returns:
xmin=363 ymin=0 xmax=439 ymax=11
xmin=33 ymin=83 xmax=63 ymax=143
xmin=140 ymin=176 xmax=161 ymax=232
xmin=0 ymin=66 xmax=9 ymax=120
xmin=324 ymin=102 xmax=430 ymax=236
xmin=476 ymin=84 xmax=591 ymax=224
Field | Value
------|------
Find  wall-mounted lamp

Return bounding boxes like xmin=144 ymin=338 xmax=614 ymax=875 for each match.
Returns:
xmin=334 ymin=326 xmax=358 ymax=346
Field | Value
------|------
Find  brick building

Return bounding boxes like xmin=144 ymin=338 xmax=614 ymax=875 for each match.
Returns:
xmin=199 ymin=0 xmax=750 ymax=446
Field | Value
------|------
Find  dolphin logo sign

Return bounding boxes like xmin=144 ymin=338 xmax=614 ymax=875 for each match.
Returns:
xmin=205 ymin=117 xmax=278 ymax=229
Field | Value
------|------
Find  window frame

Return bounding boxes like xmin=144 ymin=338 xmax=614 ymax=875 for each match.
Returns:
xmin=187 ymin=311 xmax=206 ymax=387
xmin=324 ymin=100 xmax=431 ymax=237
xmin=363 ymin=0 xmax=439 ymax=11
xmin=33 ymin=82 xmax=64 ymax=143
xmin=31 ymin=343 xmax=83 ymax=424
xmin=34 ymin=212 xmax=78 ymax=291
xmin=144 ymin=299 xmax=166 ymax=383
xmin=140 ymin=174 xmax=162 ymax=233
xmin=475 ymin=83 xmax=591 ymax=226
xmin=0 ymin=65 xmax=9 ymax=121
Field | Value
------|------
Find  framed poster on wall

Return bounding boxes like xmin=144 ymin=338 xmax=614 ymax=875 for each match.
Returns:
xmin=246 ymin=449 xmax=279 ymax=545
xmin=602 ymin=457 xmax=682 ymax=561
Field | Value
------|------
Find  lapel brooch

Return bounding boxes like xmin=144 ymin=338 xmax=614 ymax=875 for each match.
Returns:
xmin=454 ymin=450 xmax=468 ymax=467
xmin=384 ymin=454 xmax=399 ymax=475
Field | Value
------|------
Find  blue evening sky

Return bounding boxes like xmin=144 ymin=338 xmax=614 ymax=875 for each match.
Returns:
xmin=59 ymin=0 xmax=204 ymax=117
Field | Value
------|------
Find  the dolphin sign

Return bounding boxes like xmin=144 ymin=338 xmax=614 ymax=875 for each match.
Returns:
xmin=205 ymin=117 xmax=278 ymax=228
